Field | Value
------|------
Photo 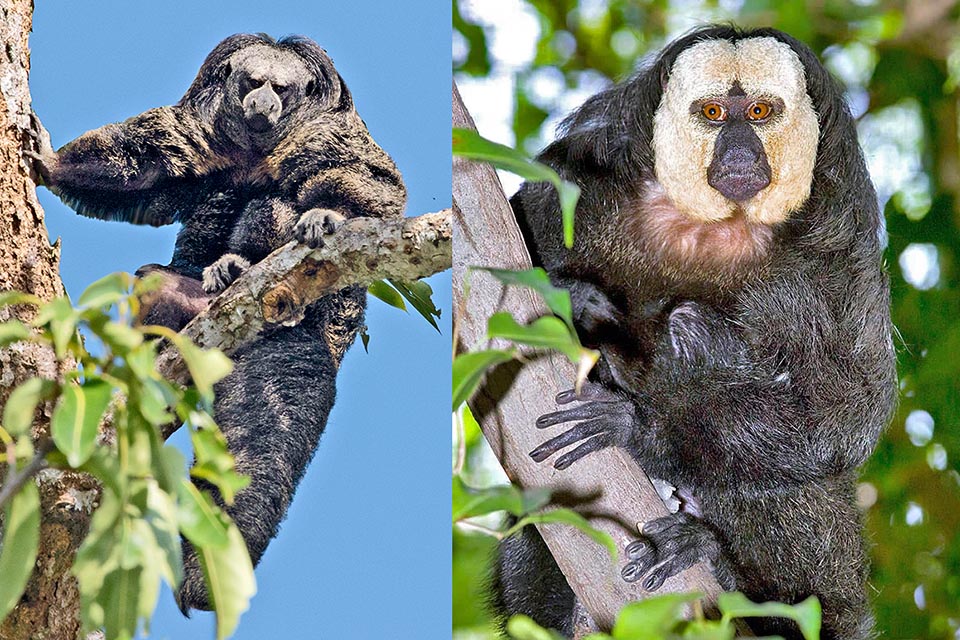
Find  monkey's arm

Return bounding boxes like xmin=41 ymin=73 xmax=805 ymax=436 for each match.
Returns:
xmin=274 ymin=112 xmax=407 ymax=222
xmin=32 ymin=107 xmax=218 ymax=225
xmin=535 ymin=283 xmax=896 ymax=485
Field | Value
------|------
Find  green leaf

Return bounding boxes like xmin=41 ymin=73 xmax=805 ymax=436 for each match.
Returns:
xmin=452 ymin=477 xmax=551 ymax=522
xmin=92 ymin=318 xmax=144 ymax=353
xmin=0 ymin=320 xmax=31 ymax=347
xmin=453 ymin=128 xmax=580 ymax=247
xmin=51 ymin=379 xmax=113 ymax=467
xmin=368 ymin=280 xmax=407 ymax=310
xmin=177 ymin=480 xmax=229 ymax=548
xmin=100 ymin=566 xmax=142 ymax=640
xmin=389 ymin=279 xmax=442 ymax=332
xmin=33 ymin=296 xmax=79 ymax=359
xmin=0 ymin=479 xmax=40 ymax=623
xmin=78 ymin=272 xmax=133 ymax=309
xmin=360 ymin=328 xmax=370 ymax=352
xmin=506 ymin=614 xmax=569 ymax=640
xmin=75 ymin=489 xmax=124 ymax=599
xmin=143 ymin=480 xmax=183 ymax=589
xmin=198 ymin=523 xmax=256 ymax=640
xmin=477 ymin=267 xmax=574 ymax=329
xmin=718 ymin=592 xmax=821 ymax=640
xmin=2 ymin=377 xmax=56 ymax=437
xmin=509 ymin=509 xmax=617 ymax=560
xmin=612 ymin=593 xmax=703 ymax=639
xmin=78 ymin=446 xmax=124 ymax=496
xmin=190 ymin=427 xmax=249 ymax=505
xmin=169 ymin=337 xmax=233 ymax=402
xmin=0 ymin=290 xmax=41 ymax=308
xmin=488 ymin=312 xmax=581 ymax=362
xmin=136 ymin=378 xmax=176 ymax=427
xmin=452 ymin=348 xmax=515 ymax=410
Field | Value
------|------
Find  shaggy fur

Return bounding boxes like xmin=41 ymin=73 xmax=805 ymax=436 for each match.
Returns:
xmin=502 ymin=26 xmax=895 ymax=640
xmin=39 ymin=34 xmax=405 ymax=612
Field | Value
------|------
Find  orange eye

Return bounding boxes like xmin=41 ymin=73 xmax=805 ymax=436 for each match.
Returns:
xmin=701 ymin=102 xmax=727 ymax=121
xmin=747 ymin=102 xmax=772 ymax=120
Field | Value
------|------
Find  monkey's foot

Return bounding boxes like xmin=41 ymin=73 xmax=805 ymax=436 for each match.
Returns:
xmin=567 ymin=281 xmax=621 ymax=333
xmin=529 ymin=382 xmax=636 ymax=470
xmin=293 ymin=208 xmax=347 ymax=249
xmin=621 ymin=512 xmax=728 ymax=590
xmin=202 ymin=253 xmax=251 ymax=293
xmin=23 ymin=112 xmax=57 ymax=186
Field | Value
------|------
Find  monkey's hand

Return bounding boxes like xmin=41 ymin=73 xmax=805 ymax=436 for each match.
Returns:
xmin=621 ymin=512 xmax=735 ymax=591
xmin=293 ymin=208 xmax=347 ymax=249
xmin=565 ymin=280 xmax=622 ymax=333
xmin=529 ymin=382 xmax=638 ymax=470
xmin=22 ymin=111 xmax=58 ymax=187
xmin=202 ymin=253 xmax=251 ymax=293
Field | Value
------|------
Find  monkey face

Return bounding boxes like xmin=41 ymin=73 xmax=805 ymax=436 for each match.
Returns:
xmin=223 ymin=44 xmax=317 ymax=146
xmin=652 ymin=37 xmax=819 ymax=225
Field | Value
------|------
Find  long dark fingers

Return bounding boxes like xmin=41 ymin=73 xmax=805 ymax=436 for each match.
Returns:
xmin=622 ymin=539 xmax=658 ymax=582
xmin=530 ymin=419 xmax=608 ymax=462
xmin=536 ymin=402 xmax=619 ymax=428
xmin=554 ymin=432 xmax=614 ymax=469
xmin=555 ymin=382 xmax=620 ymax=405
xmin=641 ymin=545 xmax=702 ymax=591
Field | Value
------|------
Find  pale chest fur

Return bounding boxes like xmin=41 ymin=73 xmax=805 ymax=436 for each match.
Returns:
xmin=614 ymin=181 xmax=775 ymax=294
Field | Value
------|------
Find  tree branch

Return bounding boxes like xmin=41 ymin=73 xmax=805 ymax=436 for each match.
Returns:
xmin=452 ymin=82 xmax=723 ymax=634
xmin=155 ymin=209 xmax=451 ymax=382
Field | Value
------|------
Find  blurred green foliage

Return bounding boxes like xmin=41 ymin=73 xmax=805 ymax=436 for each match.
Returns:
xmin=454 ymin=1 xmax=960 ymax=638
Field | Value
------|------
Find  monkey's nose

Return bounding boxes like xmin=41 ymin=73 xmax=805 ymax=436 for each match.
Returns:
xmin=243 ymin=85 xmax=282 ymax=130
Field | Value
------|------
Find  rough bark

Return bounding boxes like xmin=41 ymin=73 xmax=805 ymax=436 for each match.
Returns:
xmin=452 ymin=82 xmax=723 ymax=633
xmin=0 ymin=2 xmax=90 ymax=638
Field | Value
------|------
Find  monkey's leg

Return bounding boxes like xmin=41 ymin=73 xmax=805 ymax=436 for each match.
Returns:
xmin=177 ymin=319 xmax=339 ymax=613
xmin=492 ymin=522 xmax=580 ymax=637
xmin=621 ymin=511 xmax=736 ymax=591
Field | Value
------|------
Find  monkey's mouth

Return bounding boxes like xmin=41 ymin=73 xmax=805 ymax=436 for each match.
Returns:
xmin=708 ymin=170 xmax=770 ymax=202
xmin=245 ymin=113 xmax=275 ymax=133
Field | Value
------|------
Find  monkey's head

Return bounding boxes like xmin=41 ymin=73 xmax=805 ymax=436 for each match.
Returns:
xmin=180 ymin=34 xmax=354 ymax=151
xmin=651 ymin=33 xmax=819 ymax=225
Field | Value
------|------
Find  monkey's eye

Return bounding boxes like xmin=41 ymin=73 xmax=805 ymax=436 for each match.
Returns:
xmin=746 ymin=102 xmax=772 ymax=121
xmin=274 ymin=84 xmax=289 ymax=96
xmin=701 ymin=102 xmax=727 ymax=122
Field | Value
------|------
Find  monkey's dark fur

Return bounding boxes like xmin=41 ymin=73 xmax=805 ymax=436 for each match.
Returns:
xmin=34 ymin=34 xmax=405 ymax=613
xmin=496 ymin=26 xmax=895 ymax=639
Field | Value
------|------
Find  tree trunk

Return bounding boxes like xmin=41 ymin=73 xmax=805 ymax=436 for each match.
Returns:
xmin=0 ymin=1 xmax=90 ymax=638
xmin=452 ymin=82 xmax=723 ymax=634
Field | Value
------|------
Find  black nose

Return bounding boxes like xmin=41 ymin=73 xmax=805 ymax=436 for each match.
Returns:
xmin=707 ymin=122 xmax=771 ymax=202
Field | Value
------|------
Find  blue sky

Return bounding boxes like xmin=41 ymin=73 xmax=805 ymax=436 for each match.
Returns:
xmin=30 ymin=2 xmax=451 ymax=638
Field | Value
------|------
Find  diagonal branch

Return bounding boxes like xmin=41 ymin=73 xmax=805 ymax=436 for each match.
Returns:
xmin=155 ymin=209 xmax=451 ymax=384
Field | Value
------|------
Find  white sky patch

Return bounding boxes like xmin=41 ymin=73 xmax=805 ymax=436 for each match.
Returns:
xmin=859 ymin=99 xmax=931 ymax=220
xmin=453 ymin=29 xmax=468 ymax=66
xmin=905 ymin=502 xmax=924 ymax=526
xmin=905 ymin=409 xmax=935 ymax=446
xmin=461 ymin=0 xmax=539 ymax=68
xmin=927 ymin=443 xmax=948 ymax=471
xmin=914 ymin=584 xmax=926 ymax=610
xmin=899 ymin=243 xmax=940 ymax=290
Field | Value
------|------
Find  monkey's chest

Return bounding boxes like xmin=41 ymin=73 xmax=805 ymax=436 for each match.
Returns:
xmin=612 ymin=189 xmax=774 ymax=298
